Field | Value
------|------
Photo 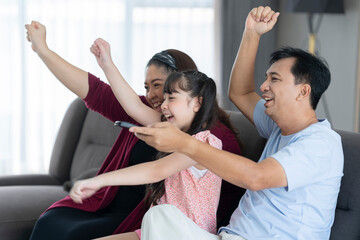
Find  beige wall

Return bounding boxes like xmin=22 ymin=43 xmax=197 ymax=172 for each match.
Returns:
xmin=277 ymin=0 xmax=360 ymax=132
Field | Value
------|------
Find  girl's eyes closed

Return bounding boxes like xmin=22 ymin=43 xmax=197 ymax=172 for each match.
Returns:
xmin=166 ymin=95 xmax=175 ymax=100
xmin=164 ymin=95 xmax=175 ymax=101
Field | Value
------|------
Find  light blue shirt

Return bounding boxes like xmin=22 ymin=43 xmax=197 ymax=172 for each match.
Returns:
xmin=219 ymin=99 xmax=344 ymax=240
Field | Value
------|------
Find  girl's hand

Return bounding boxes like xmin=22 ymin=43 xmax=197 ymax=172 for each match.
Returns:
xmin=69 ymin=178 xmax=102 ymax=204
xmin=90 ymin=38 xmax=113 ymax=69
xmin=25 ymin=21 xmax=48 ymax=53
xmin=245 ymin=6 xmax=280 ymax=36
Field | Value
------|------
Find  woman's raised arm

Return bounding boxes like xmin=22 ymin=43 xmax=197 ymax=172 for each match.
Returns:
xmin=25 ymin=21 xmax=89 ymax=99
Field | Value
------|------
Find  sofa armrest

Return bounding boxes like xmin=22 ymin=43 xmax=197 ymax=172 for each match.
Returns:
xmin=0 ymin=185 xmax=68 ymax=240
xmin=0 ymin=174 xmax=62 ymax=186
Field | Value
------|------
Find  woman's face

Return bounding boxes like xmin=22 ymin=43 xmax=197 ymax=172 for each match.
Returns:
xmin=144 ymin=65 xmax=169 ymax=113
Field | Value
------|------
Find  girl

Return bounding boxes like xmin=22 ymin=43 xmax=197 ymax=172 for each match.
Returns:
xmin=70 ymin=70 xmax=226 ymax=239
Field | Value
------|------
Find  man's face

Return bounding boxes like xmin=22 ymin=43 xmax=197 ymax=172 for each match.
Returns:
xmin=260 ymin=57 xmax=303 ymax=120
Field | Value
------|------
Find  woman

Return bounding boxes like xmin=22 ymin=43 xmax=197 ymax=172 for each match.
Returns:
xmin=25 ymin=21 xmax=243 ymax=239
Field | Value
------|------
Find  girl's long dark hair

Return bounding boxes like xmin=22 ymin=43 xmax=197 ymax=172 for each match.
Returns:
xmin=144 ymin=70 xmax=238 ymax=207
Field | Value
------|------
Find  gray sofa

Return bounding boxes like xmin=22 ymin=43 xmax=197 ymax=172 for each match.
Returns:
xmin=0 ymin=98 xmax=359 ymax=240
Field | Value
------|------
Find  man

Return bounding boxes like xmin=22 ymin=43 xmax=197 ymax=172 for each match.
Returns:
xmin=131 ymin=6 xmax=343 ymax=240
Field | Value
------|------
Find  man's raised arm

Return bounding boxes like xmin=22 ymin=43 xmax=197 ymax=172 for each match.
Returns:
xmin=229 ymin=7 xmax=279 ymax=124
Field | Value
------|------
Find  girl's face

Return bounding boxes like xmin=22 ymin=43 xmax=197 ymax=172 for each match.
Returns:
xmin=144 ymin=65 xmax=169 ymax=113
xmin=161 ymin=84 xmax=201 ymax=132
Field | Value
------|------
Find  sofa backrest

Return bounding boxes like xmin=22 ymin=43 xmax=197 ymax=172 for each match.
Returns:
xmin=69 ymin=109 xmax=122 ymax=181
xmin=226 ymin=110 xmax=267 ymax=162
xmin=49 ymin=98 xmax=121 ymax=183
xmin=330 ymin=130 xmax=360 ymax=240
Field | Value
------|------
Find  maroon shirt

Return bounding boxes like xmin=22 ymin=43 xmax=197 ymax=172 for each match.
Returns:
xmin=45 ymin=73 xmax=243 ymax=233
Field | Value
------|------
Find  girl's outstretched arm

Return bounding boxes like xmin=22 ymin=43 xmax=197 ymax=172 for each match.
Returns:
xmin=25 ymin=21 xmax=89 ymax=99
xmin=70 ymin=152 xmax=197 ymax=204
xmin=91 ymin=38 xmax=161 ymax=126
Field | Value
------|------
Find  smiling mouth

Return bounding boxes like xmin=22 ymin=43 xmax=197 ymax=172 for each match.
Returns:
xmin=263 ymin=97 xmax=274 ymax=107
xmin=153 ymin=102 xmax=162 ymax=108
xmin=152 ymin=102 xmax=163 ymax=112
xmin=164 ymin=114 xmax=174 ymax=120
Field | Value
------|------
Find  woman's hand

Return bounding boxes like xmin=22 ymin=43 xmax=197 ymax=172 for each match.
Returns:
xmin=69 ymin=178 xmax=103 ymax=204
xmin=25 ymin=21 xmax=48 ymax=54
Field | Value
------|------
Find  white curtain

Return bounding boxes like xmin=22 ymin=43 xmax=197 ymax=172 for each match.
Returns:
xmin=0 ymin=0 xmax=214 ymax=175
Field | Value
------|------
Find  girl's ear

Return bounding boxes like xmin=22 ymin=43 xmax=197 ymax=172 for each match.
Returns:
xmin=193 ymin=96 xmax=203 ymax=113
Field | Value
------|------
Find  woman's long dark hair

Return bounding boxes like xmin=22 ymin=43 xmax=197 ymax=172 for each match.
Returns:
xmin=144 ymin=70 xmax=238 ymax=207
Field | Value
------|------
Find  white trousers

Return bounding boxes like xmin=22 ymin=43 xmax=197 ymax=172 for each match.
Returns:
xmin=141 ymin=204 xmax=246 ymax=240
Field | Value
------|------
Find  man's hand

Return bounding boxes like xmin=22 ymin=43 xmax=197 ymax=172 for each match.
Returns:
xmin=25 ymin=21 xmax=48 ymax=53
xmin=90 ymin=38 xmax=113 ymax=70
xmin=246 ymin=6 xmax=280 ymax=36
xmin=130 ymin=122 xmax=192 ymax=153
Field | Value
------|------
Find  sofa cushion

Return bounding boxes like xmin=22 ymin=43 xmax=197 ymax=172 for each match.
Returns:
xmin=49 ymin=98 xmax=121 ymax=184
xmin=69 ymin=109 xmax=121 ymax=181
xmin=49 ymin=98 xmax=88 ymax=183
xmin=0 ymin=186 xmax=68 ymax=239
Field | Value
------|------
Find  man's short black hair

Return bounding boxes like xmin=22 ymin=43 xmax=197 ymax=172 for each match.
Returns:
xmin=269 ymin=47 xmax=331 ymax=110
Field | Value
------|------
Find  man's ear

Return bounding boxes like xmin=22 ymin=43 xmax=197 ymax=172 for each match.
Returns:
xmin=297 ymin=84 xmax=311 ymax=101
xmin=194 ymin=96 xmax=203 ymax=112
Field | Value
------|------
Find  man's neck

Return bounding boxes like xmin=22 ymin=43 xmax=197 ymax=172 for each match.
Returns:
xmin=276 ymin=111 xmax=319 ymax=136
